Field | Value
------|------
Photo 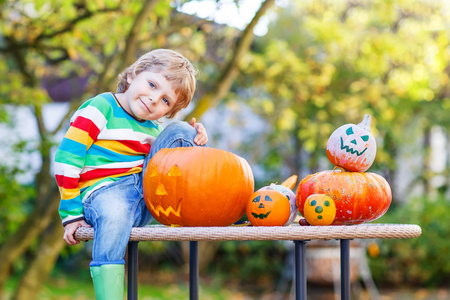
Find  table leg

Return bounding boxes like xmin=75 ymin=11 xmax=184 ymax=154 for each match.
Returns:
xmin=190 ymin=241 xmax=199 ymax=300
xmin=294 ymin=240 xmax=307 ymax=300
xmin=340 ymin=239 xmax=350 ymax=300
xmin=127 ymin=241 xmax=139 ymax=300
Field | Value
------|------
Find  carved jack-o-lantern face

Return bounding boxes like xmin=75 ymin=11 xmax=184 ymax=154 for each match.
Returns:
xmin=303 ymin=194 xmax=336 ymax=226
xmin=146 ymin=164 xmax=184 ymax=225
xmin=143 ymin=147 xmax=254 ymax=227
xmin=246 ymin=190 xmax=290 ymax=226
xmin=326 ymin=114 xmax=376 ymax=172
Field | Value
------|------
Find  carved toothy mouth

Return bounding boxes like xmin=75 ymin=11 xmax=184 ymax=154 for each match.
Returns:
xmin=340 ymin=137 xmax=367 ymax=156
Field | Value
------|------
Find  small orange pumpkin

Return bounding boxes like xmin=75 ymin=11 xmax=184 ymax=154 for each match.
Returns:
xmin=297 ymin=167 xmax=391 ymax=225
xmin=143 ymin=147 xmax=254 ymax=226
xmin=326 ymin=114 xmax=376 ymax=172
xmin=246 ymin=190 xmax=290 ymax=226
xmin=303 ymin=194 xmax=336 ymax=226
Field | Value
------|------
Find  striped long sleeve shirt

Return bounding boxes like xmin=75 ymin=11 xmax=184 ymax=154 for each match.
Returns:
xmin=54 ymin=93 xmax=162 ymax=226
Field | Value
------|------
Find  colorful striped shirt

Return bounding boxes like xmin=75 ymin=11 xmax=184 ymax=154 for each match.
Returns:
xmin=55 ymin=92 xmax=162 ymax=225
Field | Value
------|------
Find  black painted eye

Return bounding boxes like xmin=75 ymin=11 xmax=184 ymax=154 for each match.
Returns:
xmin=252 ymin=195 xmax=261 ymax=203
xmin=265 ymin=195 xmax=273 ymax=202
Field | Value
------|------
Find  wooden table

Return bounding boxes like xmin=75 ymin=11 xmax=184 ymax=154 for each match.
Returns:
xmin=75 ymin=223 xmax=422 ymax=300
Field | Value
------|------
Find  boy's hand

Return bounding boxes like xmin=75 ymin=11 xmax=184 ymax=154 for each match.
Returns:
xmin=63 ymin=220 xmax=91 ymax=246
xmin=189 ymin=118 xmax=208 ymax=146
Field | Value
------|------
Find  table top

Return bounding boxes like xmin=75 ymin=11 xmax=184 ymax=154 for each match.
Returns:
xmin=74 ymin=223 xmax=422 ymax=242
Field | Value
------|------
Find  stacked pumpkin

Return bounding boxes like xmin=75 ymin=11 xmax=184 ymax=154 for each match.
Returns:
xmin=297 ymin=115 xmax=392 ymax=225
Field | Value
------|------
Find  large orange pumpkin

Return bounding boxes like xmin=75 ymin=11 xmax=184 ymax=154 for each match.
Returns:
xmin=143 ymin=147 xmax=254 ymax=226
xmin=296 ymin=167 xmax=391 ymax=225
xmin=246 ymin=190 xmax=290 ymax=226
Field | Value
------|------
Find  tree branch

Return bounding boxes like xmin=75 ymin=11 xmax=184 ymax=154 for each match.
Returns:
xmin=34 ymin=6 xmax=120 ymax=43
xmin=183 ymin=0 xmax=276 ymax=121
xmin=51 ymin=0 xmax=161 ymax=135
xmin=121 ymin=0 xmax=162 ymax=70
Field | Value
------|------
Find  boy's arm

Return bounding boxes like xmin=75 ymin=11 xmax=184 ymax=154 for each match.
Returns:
xmin=63 ymin=220 xmax=92 ymax=245
xmin=55 ymin=102 xmax=104 ymax=225
xmin=188 ymin=117 xmax=208 ymax=145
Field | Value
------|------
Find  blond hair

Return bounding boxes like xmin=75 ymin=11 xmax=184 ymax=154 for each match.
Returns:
xmin=117 ymin=49 xmax=197 ymax=118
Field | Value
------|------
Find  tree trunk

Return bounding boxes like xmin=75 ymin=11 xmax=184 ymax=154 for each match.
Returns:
xmin=423 ymin=126 xmax=432 ymax=196
xmin=0 ymin=1 xmax=158 ymax=297
xmin=183 ymin=0 xmax=276 ymax=122
xmin=177 ymin=0 xmax=277 ymax=275
xmin=0 ymin=188 xmax=59 ymax=293
xmin=12 ymin=216 xmax=66 ymax=300
xmin=121 ymin=0 xmax=161 ymax=68
xmin=383 ymin=132 xmax=397 ymax=199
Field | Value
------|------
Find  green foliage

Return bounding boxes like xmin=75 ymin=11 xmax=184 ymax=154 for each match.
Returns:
xmin=0 ymin=165 xmax=35 ymax=244
xmin=235 ymin=0 xmax=450 ymax=179
xmin=1 ymin=0 xmax=450 ymax=295
xmin=210 ymin=240 xmax=288 ymax=287
xmin=369 ymin=196 xmax=450 ymax=287
xmin=6 ymin=270 xmax=238 ymax=300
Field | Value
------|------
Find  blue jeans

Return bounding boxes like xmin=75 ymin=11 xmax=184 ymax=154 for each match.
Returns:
xmin=83 ymin=121 xmax=204 ymax=266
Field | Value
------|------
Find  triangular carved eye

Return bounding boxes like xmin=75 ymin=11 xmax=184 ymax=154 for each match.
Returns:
xmin=156 ymin=183 xmax=168 ymax=195
xmin=168 ymin=165 xmax=182 ymax=176
xmin=150 ymin=167 xmax=159 ymax=177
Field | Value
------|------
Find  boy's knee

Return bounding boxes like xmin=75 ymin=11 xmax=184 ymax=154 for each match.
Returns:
xmin=149 ymin=121 xmax=203 ymax=158
xmin=165 ymin=121 xmax=197 ymax=137
xmin=163 ymin=121 xmax=198 ymax=144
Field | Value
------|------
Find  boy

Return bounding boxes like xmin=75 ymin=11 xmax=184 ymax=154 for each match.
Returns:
xmin=54 ymin=49 xmax=207 ymax=299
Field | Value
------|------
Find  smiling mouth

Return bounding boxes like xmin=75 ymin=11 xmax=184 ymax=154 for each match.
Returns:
xmin=139 ymin=97 xmax=151 ymax=113
xmin=340 ymin=137 xmax=367 ymax=156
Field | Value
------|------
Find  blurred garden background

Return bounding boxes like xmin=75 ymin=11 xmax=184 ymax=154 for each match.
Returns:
xmin=0 ymin=0 xmax=449 ymax=299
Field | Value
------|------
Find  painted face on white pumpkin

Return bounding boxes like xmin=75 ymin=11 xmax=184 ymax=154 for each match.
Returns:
xmin=326 ymin=115 xmax=376 ymax=172
xmin=340 ymin=125 xmax=370 ymax=156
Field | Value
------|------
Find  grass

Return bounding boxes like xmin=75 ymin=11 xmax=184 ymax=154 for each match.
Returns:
xmin=5 ymin=273 xmax=449 ymax=300
xmin=4 ymin=272 xmax=245 ymax=300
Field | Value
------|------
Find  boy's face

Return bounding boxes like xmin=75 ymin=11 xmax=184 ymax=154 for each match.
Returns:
xmin=123 ymin=71 xmax=178 ymax=121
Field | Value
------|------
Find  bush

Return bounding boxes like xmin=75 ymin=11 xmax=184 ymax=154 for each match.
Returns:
xmin=369 ymin=196 xmax=450 ymax=287
xmin=208 ymin=240 xmax=289 ymax=291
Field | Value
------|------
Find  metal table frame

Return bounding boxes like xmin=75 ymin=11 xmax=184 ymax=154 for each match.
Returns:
xmin=127 ymin=239 xmax=348 ymax=300
xmin=75 ymin=224 xmax=422 ymax=300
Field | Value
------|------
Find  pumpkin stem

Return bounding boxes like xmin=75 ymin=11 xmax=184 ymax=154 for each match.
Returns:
xmin=332 ymin=166 xmax=346 ymax=173
xmin=357 ymin=114 xmax=372 ymax=132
